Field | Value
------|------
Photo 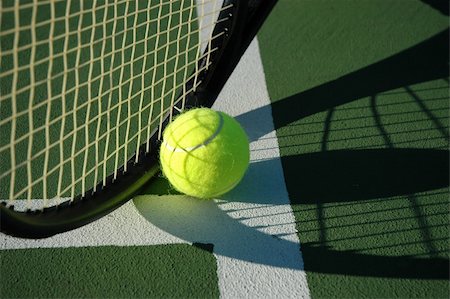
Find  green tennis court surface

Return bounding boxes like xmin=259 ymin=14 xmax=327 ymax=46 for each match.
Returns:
xmin=1 ymin=1 xmax=449 ymax=298
xmin=258 ymin=1 xmax=449 ymax=297
xmin=1 ymin=244 xmax=219 ymax=298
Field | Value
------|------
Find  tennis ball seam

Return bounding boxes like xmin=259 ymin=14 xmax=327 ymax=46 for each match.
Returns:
xmin=162 ymin=111 xmax=224 ymax=153
xmin=160 ymin=108 xmax=250 ymax=199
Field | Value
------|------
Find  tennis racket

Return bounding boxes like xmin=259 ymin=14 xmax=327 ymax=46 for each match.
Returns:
xmin=0 ymin=0 xmax=277 ymax=238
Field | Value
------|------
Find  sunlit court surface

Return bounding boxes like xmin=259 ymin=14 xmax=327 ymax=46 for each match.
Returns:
xmin=1 ymin=1 xmax=449 ymax=298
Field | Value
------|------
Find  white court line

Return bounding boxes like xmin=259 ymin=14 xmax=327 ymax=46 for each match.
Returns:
xmin=1 ymin=38 xmax=310 ymax=299
xmin=211 ymin=38 xmax=310 ymax=299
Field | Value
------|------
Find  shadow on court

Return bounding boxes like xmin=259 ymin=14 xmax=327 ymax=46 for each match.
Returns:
xmin=300 ymin=242 xmax=448 ymax=279
xmin=231 ymin=28 xmax=449 ymax=280
xmin=136 ymin=149 xmax=449 ymax=279
xmin=421 ymin=0 xmax=449 ymax=15
xmin=232 ymin=149 xmax=449 ymax=204
xmin=236 ymin=29 xmax=449 ymax=142
xmin=136 ymin=27 xmax=449 ymax=280
xmin=228 ymin=149 xmax=449 ymax=279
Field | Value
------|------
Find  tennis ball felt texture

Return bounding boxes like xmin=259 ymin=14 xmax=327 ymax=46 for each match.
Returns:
xmin=160 ymin=108 xmax=250 ymax=199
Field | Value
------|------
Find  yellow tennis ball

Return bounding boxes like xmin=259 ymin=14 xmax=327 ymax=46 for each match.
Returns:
xmin=160 ymin=108 xmax=250 ymax=199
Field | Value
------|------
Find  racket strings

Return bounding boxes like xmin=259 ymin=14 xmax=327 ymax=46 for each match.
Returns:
xmin=0 ymin=51 xmax=216 ymax=184
xmin=0 ymin=0 xmax=231 ymax=208
xmin=0 ymin=7 xmax=229 ymax=125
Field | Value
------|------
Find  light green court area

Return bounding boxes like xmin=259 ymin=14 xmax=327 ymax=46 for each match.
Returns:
xmin=258 ymin=0 xmax=449 ymax=298
xmin=1 ymin=244 xmax=219 ymax=298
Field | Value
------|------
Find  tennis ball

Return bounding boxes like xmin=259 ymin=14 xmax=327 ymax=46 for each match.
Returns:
xmin=160 ymin=108 xmax=250 ymax=199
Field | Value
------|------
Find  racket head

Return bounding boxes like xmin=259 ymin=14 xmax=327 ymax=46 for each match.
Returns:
xmin=0 ymin=0 xmax=277 ymax=238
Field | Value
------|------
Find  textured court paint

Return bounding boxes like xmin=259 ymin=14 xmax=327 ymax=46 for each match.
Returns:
xmin=258 ymin=1 xmax=449 ymax=298
xmin=3 ymin=2 xmax=448 ymax=299
xmin=1 ymin=244 xmax=219 ymax=298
